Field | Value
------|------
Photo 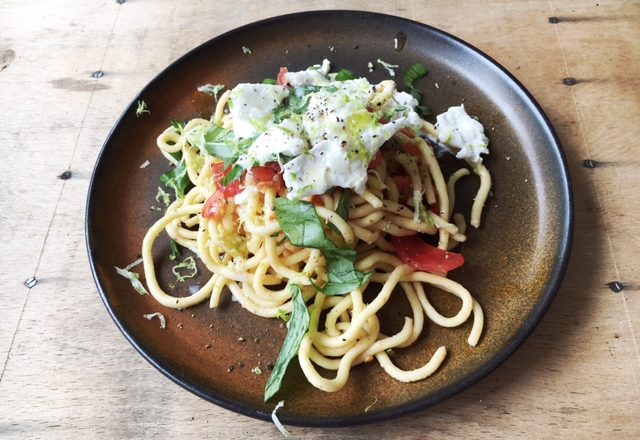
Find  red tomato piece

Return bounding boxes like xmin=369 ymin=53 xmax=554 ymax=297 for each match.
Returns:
xmin=310 ymin=195 xmax=324 ymax=206
xmin=277 ymin=67 xmax=289 ymax=86
xmin=400 ymin=127 xmax=416 ymax=138
xmin=220 ymin=179 xmax=243 ymax=198
xmin=391 ymin=235 xmax=464 ymax=276
xmin=251 ymin=163 xmax=285 ymax=193
xmin=211 ymin=162 xmax=227 ymax=182
xmin=369 ymin=150 xmax=384 ymax=169
xmin=429 ymin=200 xmax=440 ymax=215
xmin=428 ymin=194 xmax=440 ymax=215
xmin=403 ymin=142 xmax=421 ymax=157
xmin=202 ymin=191 xmax=227 ymax=220
xmin=392 ymin=175 xmax=412 ymax=196
xmin=210 ymin=162 xmax=244 ymax=198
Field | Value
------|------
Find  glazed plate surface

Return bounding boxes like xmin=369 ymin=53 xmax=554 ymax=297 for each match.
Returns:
xmin=86 ymin=10 xmax=573 ymax=426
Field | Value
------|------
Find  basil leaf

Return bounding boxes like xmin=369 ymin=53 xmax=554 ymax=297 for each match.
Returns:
xmin=221 ymin=164 xmax=244 ymax=186
xmin=160 ymin=159 xmax=192 ymax=199
xmin=168 ymin=150 xmax=183 ymax=162
xmin=274 ymin=198 xmax=333 ymax=250
xmin=203 ymin=142 xmax=237 ymax=163
xmin=322 ymin=248 xmax=372 ymax=295
xmin=335 ymin=189 xmax=351 ymax=221
xmin=326 ymin=188 xmax=351 ymax=235
xmin=335 ymin=69 xmax=356 ymax=81
xmin=264 ymin=284 xmax=309 ymax=402
xmin=274 ymin=198 xmax=370 ymax=296
xmin=186 ymin=124 xmax=236 ymax=161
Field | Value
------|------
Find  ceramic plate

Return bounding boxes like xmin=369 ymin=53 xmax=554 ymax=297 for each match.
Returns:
xmin=86 ymin=10 xmax=573 ymax=427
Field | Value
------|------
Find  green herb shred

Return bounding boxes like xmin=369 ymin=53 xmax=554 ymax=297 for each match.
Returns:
xmin=136 ymin=100 xmax=150 ymax=117
xmin=169 ymin=240 xmax=181 ymax=261
xmin=172 ymin=256 xmax=197 ymax=282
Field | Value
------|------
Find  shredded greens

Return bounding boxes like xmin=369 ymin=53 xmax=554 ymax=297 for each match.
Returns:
xmin=335 ymin=69 xmax=356 ymax=81
xmin=114 ymin=258 xmax=148 ymax=295
xmin=276 ymin=309 xmax=291 ymax=322
xmin=170 ymin=119 xmax=185 ymax=134
xmin=376 ymin=58 xmax=399 ymax=77
xmin=143 ymin=312 xmax=166 ymax=329
xmin=155 ymin=186 xmax=171 ymax=207
xmin=265 ymin=285 xmax=309 ymax=402
xmin=197 ymin=83 xmax=225 ymax=100
xmin=172 ymin=256 xmax=198 ymax=282
xmin=270 ymin=401 xmax=291 ymax=438
xmin=135 ymin=100 xmax=150 ymax=117
xmin=169 ymin=240 xmax=181 ymax=261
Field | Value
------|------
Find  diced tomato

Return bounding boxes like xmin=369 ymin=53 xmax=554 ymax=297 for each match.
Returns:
xmin=403 ymin=142 xmax=421 ymax=157
xmin=202 ymin=191 xmax=227 ymax=220
xmin=369 ymin=150 xmax=384 ymax=169
xmin=221 ymin=179 xmax=243 ymax=198
xmin=400 ymin=127 xmax=416 ymax=138
xmin=277 ymin=67 xmax=289 ymax=86
xmin=311 ymin=195 xmax=325 ymax=206
xmin=211 ymin=162 xmax=227 ymax=181
xmin=392 ymin=175 xmax=412 ymax=196
xmin=429 ymin=200 xmax=440 ymax=215
xmin=391 ymin=235 xmax=464 ymax=276
xmin=251 ymin=162 xmax=284 ymax=192
xmin=210 ymin=162 xmax=244 ymax=198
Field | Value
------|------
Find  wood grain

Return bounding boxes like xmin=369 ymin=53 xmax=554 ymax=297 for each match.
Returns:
xmin=0 ymin=1 xmax=638 ymax=439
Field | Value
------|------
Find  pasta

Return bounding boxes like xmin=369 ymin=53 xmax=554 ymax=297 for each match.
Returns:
xmin=140 ymin=61 xmax=492 ymax=399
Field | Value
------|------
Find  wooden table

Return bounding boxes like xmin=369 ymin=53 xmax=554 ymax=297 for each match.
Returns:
xmin=1 ymin=1 xmax=638 ymax=438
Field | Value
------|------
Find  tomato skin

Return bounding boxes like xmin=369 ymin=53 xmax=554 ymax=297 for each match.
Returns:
xmin=392 ymin=175 xmax=412 ymax=197
xmin=202 ymin=191 xmax=227 ymax=220
xmin=311 ymin=195 xmax=325 ymax=206
xmin=251 ymin=163 xmax=285 ymax=192
xmin=429 ymin=200 xmax=440 ymax=215
xmin=211 ymin=163 xmax=244 ymax=197
xmin=391 ymin=235 xmax=464 ymax=276
xmin=369 ymin=150 xmax=384 ymax=169
xmin=399 ymin=127 xmax=417 ymax=138
xmin=403 ymin=142 xmax=421 ymax=157
xmin=277 ymin=67 xmax=289 ymax=86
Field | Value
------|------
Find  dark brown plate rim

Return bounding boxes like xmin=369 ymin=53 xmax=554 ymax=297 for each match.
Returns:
xmin=86 ymin=10 xmax=573 ymax=427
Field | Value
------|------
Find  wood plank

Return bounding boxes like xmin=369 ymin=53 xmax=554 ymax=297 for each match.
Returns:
xmin=0 ymin=0 xmax=119 ymax=373
xmin=1 ymin=0 xmax=639 ymax=439
xmin=549 ymin=0 xmax=640 ymax=346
